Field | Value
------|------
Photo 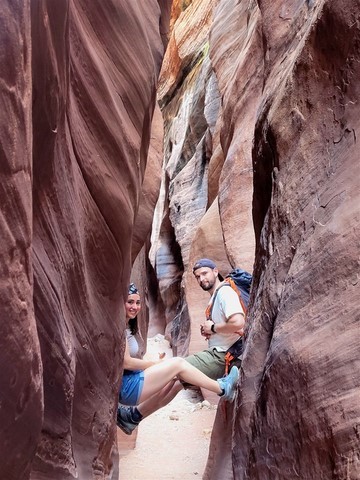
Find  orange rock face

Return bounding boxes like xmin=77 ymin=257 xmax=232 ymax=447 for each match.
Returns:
xmin=0 ymin=1 xmax=170 ymax=479
xmin=152 ymin=0 xmax=256 ymax=366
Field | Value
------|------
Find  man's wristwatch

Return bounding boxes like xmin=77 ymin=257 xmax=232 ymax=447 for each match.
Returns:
xmin=211 ymin=322 xmax=216 ymax=334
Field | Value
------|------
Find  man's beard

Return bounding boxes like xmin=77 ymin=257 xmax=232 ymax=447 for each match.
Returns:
xmin=200 ymin=280 xmax=214 ymax=291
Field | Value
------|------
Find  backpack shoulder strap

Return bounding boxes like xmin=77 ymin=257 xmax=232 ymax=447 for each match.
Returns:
xmin=225 ymin=276 xmax=247 ymax=314
xmin=205 ymin=283 xmax=231 ymax=320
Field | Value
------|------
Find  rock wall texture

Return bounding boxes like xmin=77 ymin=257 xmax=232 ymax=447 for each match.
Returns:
xmin=1 ymin=0 xmax=359 ymax=478
xmin=152 ymin=0 xmax=360 ymax=479
xmin=0 ymin=1 xmax=170 ymax=479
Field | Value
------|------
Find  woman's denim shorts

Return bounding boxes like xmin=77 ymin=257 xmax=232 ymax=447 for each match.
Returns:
xmin=119 ymin=370 xmax=145 ymax=406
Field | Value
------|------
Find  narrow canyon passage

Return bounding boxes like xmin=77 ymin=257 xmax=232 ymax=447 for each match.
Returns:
xmin=117 ymin=336 xmax=217 ymax=480
xmin=1 ymin=2 xmax=359 ymax=479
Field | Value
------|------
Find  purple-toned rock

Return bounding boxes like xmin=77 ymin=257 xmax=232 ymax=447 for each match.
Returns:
xmin=0 ymin=3 xmax=43 ymax=479
xmin=0 ymin=1 xmax=171 ymax=478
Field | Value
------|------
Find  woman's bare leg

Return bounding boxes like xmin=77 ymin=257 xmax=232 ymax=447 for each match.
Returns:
xmin=139 ymin=357 xmax=222 ymax=403
xmin=137 ymin=379 xmax=183 ymax=418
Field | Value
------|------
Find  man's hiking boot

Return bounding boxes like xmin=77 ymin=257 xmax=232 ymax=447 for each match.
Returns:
xmin=217 ymin=366 xmax=239 ymax=402
xmin=116 ymin=405 xmax=139 ymax=435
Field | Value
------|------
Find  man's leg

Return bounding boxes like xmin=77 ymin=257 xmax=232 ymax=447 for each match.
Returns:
xmin=185 ymin=348 xmax=227 ymax=380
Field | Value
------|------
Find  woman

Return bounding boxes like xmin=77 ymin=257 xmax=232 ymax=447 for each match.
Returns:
xmin=117 ymin=283 xmax=239 ymax=434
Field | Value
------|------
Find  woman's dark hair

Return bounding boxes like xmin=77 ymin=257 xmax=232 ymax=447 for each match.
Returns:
xmin=128 ymin=317 xmax=138 ymax=336
xmin=128 ymin=283 xmax=139 ymax=335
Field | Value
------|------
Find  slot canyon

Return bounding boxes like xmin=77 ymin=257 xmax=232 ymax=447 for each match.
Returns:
xmin=0 ymin=1 xmax=359 ymax=479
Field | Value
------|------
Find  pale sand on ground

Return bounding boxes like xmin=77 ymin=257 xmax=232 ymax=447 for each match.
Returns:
xmin=117 ymin=335 xmax=217 ymax=480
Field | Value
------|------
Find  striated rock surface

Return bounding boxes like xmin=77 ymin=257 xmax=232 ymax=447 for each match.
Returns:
xmin=152 ymin=0 xmax=360 ymax=479
xmin=2 ymin=0 xmax=359 ymax=478
xmin=151 ymin=0 xmax=256 ymax=357
xmin=226 ymin=1 xmax=360 ymax=479
xmin=132 ymin=105 xmax=164 ymax=263
xmin=0 ymin=3 xmax=43 ymax=480
xmin=0 ymin=1 xmax=170 ymax=479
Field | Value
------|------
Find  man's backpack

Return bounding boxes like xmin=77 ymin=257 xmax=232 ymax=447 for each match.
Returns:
xmin=223 ymin=268 xmax=252 ymax=314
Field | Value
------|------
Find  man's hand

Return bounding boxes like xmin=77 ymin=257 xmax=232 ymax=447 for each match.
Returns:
xmin=200 ymin=324 xmax=209 ymax=339
xmin=201 ymin=319 xmax=214 ymax=336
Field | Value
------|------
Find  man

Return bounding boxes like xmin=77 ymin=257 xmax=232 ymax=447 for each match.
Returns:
xmin=186 ymin=258 xmax=245 ymax=380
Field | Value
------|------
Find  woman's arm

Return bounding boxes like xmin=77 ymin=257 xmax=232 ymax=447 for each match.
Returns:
xmin=123 ymin=338 xmax=157 ymax=370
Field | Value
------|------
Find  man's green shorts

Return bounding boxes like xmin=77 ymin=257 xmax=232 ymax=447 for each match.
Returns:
xmin=185 ymin=347 xmax=242 ymax=380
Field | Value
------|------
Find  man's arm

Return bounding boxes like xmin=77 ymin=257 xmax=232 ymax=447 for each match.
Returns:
xmin=201 ymin=312 xmax=245 ymax=336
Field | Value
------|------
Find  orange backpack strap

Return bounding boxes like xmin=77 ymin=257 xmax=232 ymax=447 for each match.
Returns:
xmin=204 ymin=285 xmax=222 ymax=320
xmin=224 ymin=352 xmax=234 ymax=376
xmin=205 ymin=281 xmax=246 ymax=322
xmin=225 ymin=277 xmax=247 ymax=315
xmin=205 ymin=283 xmax=244 ymax=377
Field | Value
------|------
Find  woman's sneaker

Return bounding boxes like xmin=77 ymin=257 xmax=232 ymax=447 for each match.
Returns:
xmin=116 ymin=405 xmax=139 ymax=435
xmin=217 ymin=366 xmax=239 ymax=402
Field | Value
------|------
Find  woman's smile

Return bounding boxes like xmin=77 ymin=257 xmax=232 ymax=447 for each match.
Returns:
xmin=125 ymin=294 xmax=141 ymax=319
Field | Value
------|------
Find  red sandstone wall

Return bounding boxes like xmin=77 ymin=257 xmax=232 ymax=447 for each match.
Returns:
xmin=1 ymin=1 xmax=359 ymax=478
xmin=152 ymin=0 xmax=360 ymax=479
xmin=0 ymin=3 xmax=43 ymax=479
xmin=0 ymin=1 xmax=170 ymax=479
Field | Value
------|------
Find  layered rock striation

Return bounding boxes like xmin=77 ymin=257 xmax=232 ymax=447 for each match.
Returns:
xmin=1 ymin=0 xmax=359 ymax=479
xmin=151 ymin=0 xmax=256 ymax=355
xmin=0 ymin=1 xmax=170 ymax=479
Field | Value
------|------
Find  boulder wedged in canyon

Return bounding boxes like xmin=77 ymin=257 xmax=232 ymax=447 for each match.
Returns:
xmin=1 ymin=1 xmax=170 ymax=479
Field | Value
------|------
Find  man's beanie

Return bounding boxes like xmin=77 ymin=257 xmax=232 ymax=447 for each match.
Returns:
xmin=192 ymin=258 xmax=217 ymax=273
